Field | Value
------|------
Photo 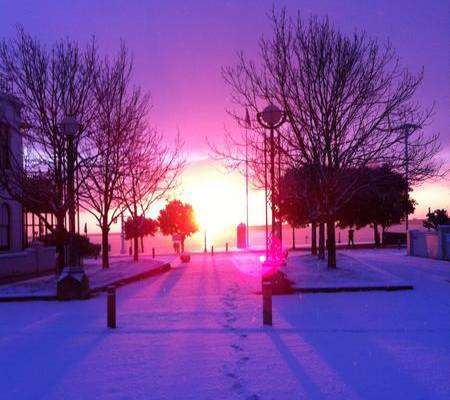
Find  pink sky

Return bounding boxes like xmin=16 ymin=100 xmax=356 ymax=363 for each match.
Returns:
xmin=1 ymin=0 xmax=448 ymax=230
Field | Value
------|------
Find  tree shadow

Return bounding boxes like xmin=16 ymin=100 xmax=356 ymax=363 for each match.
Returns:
xmin=272 ymin=294 xmax=440 ymax=399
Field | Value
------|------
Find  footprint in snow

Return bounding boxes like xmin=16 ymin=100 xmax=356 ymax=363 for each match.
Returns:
xmin=230 ymin=343 xmax=243 ymax=352
xmin=238 ymin=356 xmax=250 ymax=365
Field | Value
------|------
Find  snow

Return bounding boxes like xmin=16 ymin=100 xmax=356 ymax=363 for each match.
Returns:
xmin=0 ymin=250 xmax=449 ymax=399
xmin=283 ymin=250 xmax=412 ymax=290
xmin=0 ymin=256 xmax=174 ymax=298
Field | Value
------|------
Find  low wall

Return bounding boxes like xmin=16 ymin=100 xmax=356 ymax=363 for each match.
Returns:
xmin=0 ymin=245 xmax=56 ymax=279
xmin=408 ymin=225 xmax=450 ymax=261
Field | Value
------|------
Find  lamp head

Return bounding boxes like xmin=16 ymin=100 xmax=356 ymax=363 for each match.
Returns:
xmin=61 ymin=116 xmax=80 ymax=137
xmin=259 ymin=104 xmax=283 ymax=127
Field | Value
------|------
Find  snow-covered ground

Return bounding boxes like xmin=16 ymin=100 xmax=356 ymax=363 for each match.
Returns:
xmin=283 ymin=250 xmax=412 ymax=290
xmin=0 ymin=250 xmax=449 ymax=400
xmin=0 ymin=255 xmax=174 ymax=298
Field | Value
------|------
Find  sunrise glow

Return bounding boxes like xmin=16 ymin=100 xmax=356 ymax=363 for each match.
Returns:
xmin=0 ymin=2 xmax=449 ymax=399
xmin=178 ymin=160 xmax=245 ymax=235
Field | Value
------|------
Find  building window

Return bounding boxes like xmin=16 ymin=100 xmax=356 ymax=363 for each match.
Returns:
xmin=0 ymin=123 xmax=10 ymax=170
xmin=0 ymin=203 xmax=10 ymax=250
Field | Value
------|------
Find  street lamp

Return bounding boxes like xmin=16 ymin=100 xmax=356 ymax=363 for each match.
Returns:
xmin=57 ymin=116 xmax=89 ymax=300
xmin=395 ymin=123 xmax=420 ymax=234
xmin=256 ymin=104 xmax=286 ymax=326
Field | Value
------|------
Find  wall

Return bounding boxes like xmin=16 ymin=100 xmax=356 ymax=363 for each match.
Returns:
xmin=408 ymin=225 xmax=450 ymax=261
xmin=0 ymin=244 xmax=56 ymax=279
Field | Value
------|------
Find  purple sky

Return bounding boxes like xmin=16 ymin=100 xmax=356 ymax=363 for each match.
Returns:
xmin=0 ymin=0 xmax=448 ymax=220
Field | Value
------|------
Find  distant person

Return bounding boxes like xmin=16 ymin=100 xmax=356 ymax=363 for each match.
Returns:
xmin=348 ymin=228 xmax=355 ymax=247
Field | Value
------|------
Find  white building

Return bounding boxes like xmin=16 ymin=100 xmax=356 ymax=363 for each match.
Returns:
xmin=0 ymin=85 xmax=23 ymax=253
xmin=0 ymin=80 xmax=55 ymax=279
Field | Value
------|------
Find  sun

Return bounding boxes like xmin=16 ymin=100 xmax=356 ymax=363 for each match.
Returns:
xmin=177 ymin=160 xmax=246 ymax=236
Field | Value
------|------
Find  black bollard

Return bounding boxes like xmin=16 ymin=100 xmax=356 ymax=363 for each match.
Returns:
xmin=152 ymin=248 xmax=155 ymax=259
xmin=211 ymin=245 xmax=214 ymax=256
xmin=107 ymin=286 xmax=116 ymax=329
xmin=226 ymin=242 xmax=229 ymax=252
xmin=262 ymin=280 xmax=272 ymax=326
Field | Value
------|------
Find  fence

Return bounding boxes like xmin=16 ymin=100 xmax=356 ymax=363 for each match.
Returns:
xmin=408 ymin=225 xmax=450 ymax=261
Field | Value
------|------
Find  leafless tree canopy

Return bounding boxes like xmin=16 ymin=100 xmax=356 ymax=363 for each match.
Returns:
xmin=0 ymin=28 xmax=185 ymax=268
xmin=220 ymin=9 xmax=441 ymax=209
xmin=120 ymin=126 xmax=184 ymax=262
xmin=78 ymin=45 xmax=150 ymax=268
xmin=217 ymin=8 xmax=442 ymax=267
xmin=0 ymin=28 xmax=97 ymax=218
xmin=0 ymin=27 xmax=98 ymax=269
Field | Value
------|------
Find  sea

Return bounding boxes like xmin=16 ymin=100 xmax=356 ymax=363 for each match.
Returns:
xmin=87 ymin=220 xmax=424 ymax=256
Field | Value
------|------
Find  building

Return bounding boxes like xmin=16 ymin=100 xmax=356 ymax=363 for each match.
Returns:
xmin=0 ymin=78 xmax=55 ymax=279
xmin=0 ymin=81 xmax=23 ymax=253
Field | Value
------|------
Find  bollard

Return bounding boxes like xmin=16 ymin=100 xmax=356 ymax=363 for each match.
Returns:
xmin=211 ymin=245 xmax=214 ymax=256
xmin=226 ymin=242 xmax=229 ymax=252
xmin=262 ymin=280 xmax=272 ymax=326
xmin=107 ymin=286 xmax=116 ymax=329
xmin=152 ymin=248 xmax=155 ymax=259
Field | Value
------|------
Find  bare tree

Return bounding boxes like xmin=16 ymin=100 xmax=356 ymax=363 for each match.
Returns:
xmin=0 ymin=27 xmax=97 ymax=271
xmin=219 ymin=8 xmax=442 ymax=268
xmin=79 ymin=45 xmax=149 ymax=269
xmin=120 ymin=127 xmax=184 ymax=262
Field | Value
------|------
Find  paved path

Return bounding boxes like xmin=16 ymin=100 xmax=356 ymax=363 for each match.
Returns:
xmin=0 ymin=251 xmax=449 ymax=400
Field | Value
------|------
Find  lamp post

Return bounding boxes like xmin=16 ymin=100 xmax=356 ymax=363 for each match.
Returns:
xmin=395 ymin=123 xmax=420 ymax=234
xmin=257 ymin=104 xmax=286 ymax=326
xmin=66 ymin=117 xmax=77 ymax=268
xmin=245 ymin=109 xmax=251 ymax=248
xmin=57 ymin=116 xmax=89 ymax=300
xmin=120 ymin=213 xmax=126 ymax=255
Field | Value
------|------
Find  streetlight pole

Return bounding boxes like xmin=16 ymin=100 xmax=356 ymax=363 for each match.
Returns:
xmin=120 ymin=213 xmax=126 ymax=255
xmin=57 ymin=116 xmax=89 ymax=300
xmin=396 ymin=123 xmax=419 ymax=235
xmin=257 ymin=104 xmax=286 ymax=326
xmin=245 ymin=109 xmax=251 ymax=248
xmin=264 ymin=132 xmax=268 ymax=259
xmin=66 ymin=121 xmax=77 ymax=268
xmin=277 ymin=130 xmax=282 ymax=247
xmin=404 ymin=128 xmax=410 ymax=233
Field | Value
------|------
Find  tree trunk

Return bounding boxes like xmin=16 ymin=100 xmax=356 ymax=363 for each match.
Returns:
xmin=373 ymin=223 xmax=380 ymax=248
xmin=141 ymin=236 xmax=144 ymax=253
xmin=311 ymin=222 xmax=317 ymax=255
xmin=101 ymin=223 xmax=110 ymax=269
xmin=318 ymin=223 xmax=325 ymax=259
xmin=181 ymin=237 xmax=185 ymax=253
xmin=133 ymin=235 xmax=139 ymax=262
xmin=326 ymin=219 xmax=336 ymax=268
